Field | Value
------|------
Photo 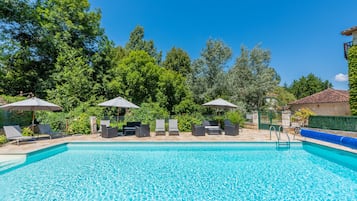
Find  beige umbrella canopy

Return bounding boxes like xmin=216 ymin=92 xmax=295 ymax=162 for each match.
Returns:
xmin=98 ymin=96 xmax=139 ymax=109
xmin=203 ymin=98 xmax=238 ymax=109
xmin=98 ymin=96 xmax=139 ymax=120
xmin=0 ymin=97 xmax=62 ymax=129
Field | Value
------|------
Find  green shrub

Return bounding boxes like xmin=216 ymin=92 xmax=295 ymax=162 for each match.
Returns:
xmin=174 ymin=113 xmax=204 ymax=132
xmin=225 ymin=110 xmax=245 ymax=127
xmin=22 ymin=127 xmax=34 ymax=136
xmin=64 ymin=101 xmax=106 ymax=135
xmin=68 ymin=113 xmax=91 ymax=134
xmin=37 ymin=111 xmax=67 ymax=132
xmin=126 ymin=102 xmax=169 ymax=130
xmin=0 ymin=135 xmax=7 ymax=144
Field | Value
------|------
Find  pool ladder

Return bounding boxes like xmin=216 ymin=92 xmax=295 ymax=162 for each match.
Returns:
xmin=270 ymin=126 xmax=290 ymax=149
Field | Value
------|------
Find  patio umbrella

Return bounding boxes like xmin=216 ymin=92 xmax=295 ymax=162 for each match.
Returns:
xmin=203 ymin=98 xmax=238 ymax=109
xmin=0 ymin=97 xmax=62 ymax=130
xmin=98 ymin=96 xmax=139 ymax=121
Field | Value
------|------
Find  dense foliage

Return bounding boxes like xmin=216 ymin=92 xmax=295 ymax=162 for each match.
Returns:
xmin=0 ymin=0 xmax=325 ymax=134
xmin=188 ymin=39 xmax=232 ymax=103
xmin=227 ymin=45 xmax=281 ymax=111
xmin=287 ymin=73 xmax=332 ymax=99
xmin=0 ymin=0 xmax=112 ymax=100
xmin=291 ymin=108 xmax=315 ymax=126
xmin=348 ymin=46 xmax=357 ymax=115
xmin=0 ymin=135 xmax=7 ymax=144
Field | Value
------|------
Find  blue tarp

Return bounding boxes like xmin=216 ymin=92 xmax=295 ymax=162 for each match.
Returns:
xmin=301 ymin=129 xmax=357 ymax=149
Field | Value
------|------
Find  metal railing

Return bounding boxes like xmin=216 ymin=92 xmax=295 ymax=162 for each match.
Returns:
xmin=270 ymin=125 xmax=290 ymax=149
xmin=344 ymin=41 xmax=353 ymax=59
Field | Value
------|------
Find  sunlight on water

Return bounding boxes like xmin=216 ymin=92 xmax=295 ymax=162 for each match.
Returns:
xmin=0 ymin=142 xmax=356 ymax=201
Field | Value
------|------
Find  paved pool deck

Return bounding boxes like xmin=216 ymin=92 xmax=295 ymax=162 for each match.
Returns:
xmin=0 ymin=128 xmax=356 ymax=156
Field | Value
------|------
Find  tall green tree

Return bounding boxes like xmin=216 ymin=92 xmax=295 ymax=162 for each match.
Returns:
xmin=348 ymin=46 xmax=357 ymax=115
xmin=108 ymin=50 xmax=160 ymax=105
xmin=227 ymin=45 xmax=280 ymax=111
xmin=125 ymin=26 xmax=162 ymax=64
xmin=162 ymin=47 xmax=191 ymax=76
xmin=0 ymin=0 xmax=113 ymax=98
xmin=271 ymin=86 xmax=296 ymax=109
xmin=0 ymin=0 xmax=43 ymax=95
xmin=108 ymin=50 xmax=194 ymax=114
xmin=189 ymin=39 xmax=232 ymax=103
xmin=288 ymin=73 xmax=332 ymax=99
xmin=156 ymin=69 xmax=194 ymax=114
xmin=47 ymin=46 xmax=94 ymax=111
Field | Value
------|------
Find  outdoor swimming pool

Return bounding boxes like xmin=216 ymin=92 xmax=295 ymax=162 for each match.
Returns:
xmin=0 ymin=142 xmax=356 ymax=200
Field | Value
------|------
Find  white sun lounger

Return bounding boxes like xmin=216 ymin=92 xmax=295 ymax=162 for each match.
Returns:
xmin=168 ymin=119 xmax=179 ymax=135
xmin=155 ymin=119 xmax=166 ymax=136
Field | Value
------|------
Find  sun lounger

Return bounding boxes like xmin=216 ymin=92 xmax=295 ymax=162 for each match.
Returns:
xmin=168 ymin=119 xmax=179 ymax=135
xmin=38 ymin=124 xmax=64 ymax=139
xmin=155 ymin=119 xmax=166 ymax=136
xmin=3 ymin=125 xmax=34 ymax=145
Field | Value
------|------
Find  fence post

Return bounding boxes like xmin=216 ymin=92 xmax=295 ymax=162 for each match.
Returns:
xmin=252 ymin=111 xmax=259 ymax=129
xmin=282 ymin=110 xmax=291 ymax=128
xmin=90 ymin=116 xmax=97 ymax=134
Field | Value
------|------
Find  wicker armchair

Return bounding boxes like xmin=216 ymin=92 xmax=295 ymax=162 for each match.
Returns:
xmin=101 ymin=125 xmax=118 ymax=138
xmin=192 ymin=124 xmax=205 ymax=136
xmin=135 ymin=124 xmax=150 ymax=137
xmin=224 ymin=124 xmax=239 ymax=136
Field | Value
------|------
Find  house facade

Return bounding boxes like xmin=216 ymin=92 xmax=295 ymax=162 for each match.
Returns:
xmin=288 ymin=88 xmax=350 ymax=116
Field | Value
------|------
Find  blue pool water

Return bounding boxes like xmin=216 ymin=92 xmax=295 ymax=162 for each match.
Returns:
xmin=0 ymin=142 xmax=356 ymax=201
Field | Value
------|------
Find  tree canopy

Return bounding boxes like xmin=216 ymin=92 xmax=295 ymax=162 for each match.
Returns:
xmin=287 ymin=73 xmax=332 ymax=99
xmin=1 ymin=0 xmax=340 ymax=133
xmin=0 ymin=0 xmax=113 ymax=103
xmin=227 ymin=45 xmax=281 ymax=111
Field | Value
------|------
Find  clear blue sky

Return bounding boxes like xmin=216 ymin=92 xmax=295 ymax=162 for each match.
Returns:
xmin=89 ymin=0 xmax=357 ymax=90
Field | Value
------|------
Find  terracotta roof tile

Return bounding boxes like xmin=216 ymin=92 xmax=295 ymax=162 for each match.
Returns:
xmin=288 ymin=88 xmax=349 ymax=105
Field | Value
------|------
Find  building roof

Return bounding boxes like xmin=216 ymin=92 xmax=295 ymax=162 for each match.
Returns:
xmin=341 ymin=26 xmax=357 ymax=36
xmin=288 ymin=88 xmax=349 ymax=105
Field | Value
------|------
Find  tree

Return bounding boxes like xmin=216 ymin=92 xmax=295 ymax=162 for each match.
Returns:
xmin=108 ymin=50 xmax=160 ymax=105
xmin=125 ymin=26 xmax=162 ymax=63
xmin=109 ymin=50 xmax=194 ymax=114
xmin=272 ymin=86 xmax=296 ymax=108
xmin=348 ymin=46 xmax=357 ymax=115
xmin=288 ymin=73 xmax=332 ymax=99
xmin=47 ymin=46 xmax=94 ymax=111
xmin=162 ymin=47 xmax=191 ymax=76
xmin=0 ymin=0 xmax=112 ymax=98
xmin=227 ymin=45 xmax=280 ymax=111
xmin=189 ymin=39 xmax=232 ymax=103
xmin=0 ymin=0 xmax=43 ymax=95
xmin=156 ymin=69 xmax=193 ymax=114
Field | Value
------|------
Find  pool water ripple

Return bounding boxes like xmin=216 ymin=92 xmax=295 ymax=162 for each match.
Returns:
xmin=0 ymin=142 xmax=356 ymax=200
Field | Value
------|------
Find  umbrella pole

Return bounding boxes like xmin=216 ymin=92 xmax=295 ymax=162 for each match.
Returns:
xmin=117 ymin=108 xmax=120 ymax=127
xmin=32 ymin=111 xmax=35 ymax=132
